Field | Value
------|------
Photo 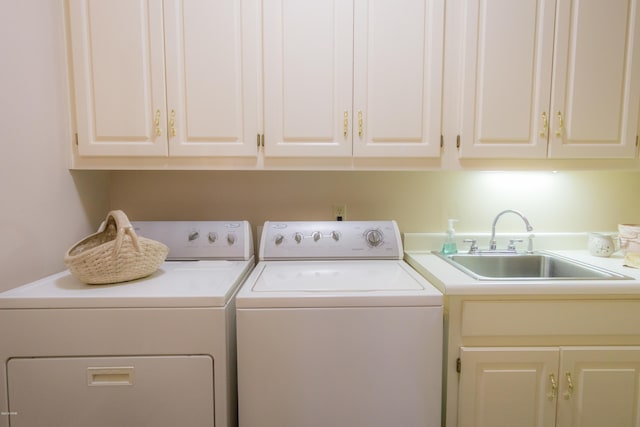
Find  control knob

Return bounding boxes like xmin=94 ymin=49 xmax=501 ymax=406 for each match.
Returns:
xmin=227 ymin=233 xmax=236 ymax=245
xmin=365 ymin=229 xmax=383 ymax=247
xmin=331 ymin=231 xmax=340 ymax=241
xmin=188 ymin=231 xmax=199 ymax=242
xmin=274 ymin=234 xmax=284 ymax=245
xmin=312 ymin=231 xmax=322 ymax=242
xmin=208 ymin=232 xmax=217 ymax=243
xmin=294 ymin=232 xmax=303 ymax=244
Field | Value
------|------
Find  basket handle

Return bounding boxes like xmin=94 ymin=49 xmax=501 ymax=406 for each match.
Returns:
xmin=106 ymin=210 xmax=141 ymax=256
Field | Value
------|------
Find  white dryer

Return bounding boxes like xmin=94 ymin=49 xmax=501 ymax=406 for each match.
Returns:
xmin=236 ymin=221 xmax=443 ymax=427
xmin=0 ymin=221 xmax=254 ymax=427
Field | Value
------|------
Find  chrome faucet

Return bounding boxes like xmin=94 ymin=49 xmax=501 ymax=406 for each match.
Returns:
xmin=489 ymin=209 xmax=534 ymax=252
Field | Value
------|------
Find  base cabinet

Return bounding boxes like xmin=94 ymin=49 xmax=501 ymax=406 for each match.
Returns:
xmin=459 ymin=346 xmax=640 ymax=427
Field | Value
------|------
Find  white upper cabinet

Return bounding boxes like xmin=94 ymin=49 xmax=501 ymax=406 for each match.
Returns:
xmin=263 ymin=0 xmax=444 ymax=158
xmin=549 ymin=0 xmax=640 ymax=158
xmin=262 ymin=0 xmax=354 ymax=157
xmin=69 ymin=0 xmax=168 ymax=156
xmin=458 ymin=0 xmax=640 ymax=159
xmin=69 ymin=0 xmax=259 ymax=158
xmin=352 ymin=0 xmax=444 ymax=158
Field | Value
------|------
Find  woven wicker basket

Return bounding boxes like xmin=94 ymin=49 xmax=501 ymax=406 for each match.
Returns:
xmin=64 ymin=210 xmax=169 ymax=285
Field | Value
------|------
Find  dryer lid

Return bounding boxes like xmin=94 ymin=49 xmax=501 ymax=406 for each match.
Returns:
xmin=0 ymin=259 xmax=254 ymax=308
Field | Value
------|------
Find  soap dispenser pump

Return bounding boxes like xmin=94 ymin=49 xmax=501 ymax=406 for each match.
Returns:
xmin=441 ymin=219 xmax=459 ymax=255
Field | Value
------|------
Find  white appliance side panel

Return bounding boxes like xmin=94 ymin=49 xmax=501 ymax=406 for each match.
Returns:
xmin=7 ymin=356 xmax=214 ymax=427
xmin=237 ymin=306 xmax=443 ymax=427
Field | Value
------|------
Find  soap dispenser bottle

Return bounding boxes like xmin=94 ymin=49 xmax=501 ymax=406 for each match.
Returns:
xmin=441 ymin=219 xmax=458 ymax=255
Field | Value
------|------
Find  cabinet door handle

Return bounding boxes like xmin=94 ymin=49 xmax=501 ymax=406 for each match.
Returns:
xmin=154 ymin=109 xmax=162 ymax=136
xmin=555 ymin=111 xmax=564 ymax=137
xmin=540 ymin=112 xmax=548 ymax=138
xmin=563 ymin=372 xmax=574 ymax=399
xmin=358 ymin=111 xmax=363 ymax=137
xmin=343 ymin=111 xmax=349 ymax=137
xmin=169 ymin=109 xmax=176 ymax=136
xmin=547 ymin=373 xmax=558 ymax=400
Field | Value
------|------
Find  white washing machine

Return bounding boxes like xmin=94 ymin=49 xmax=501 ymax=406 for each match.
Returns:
xmin=0 ymin=221 xmax=254 ymax=427
xmin=236 ymin=221 xmax=443 ymax=427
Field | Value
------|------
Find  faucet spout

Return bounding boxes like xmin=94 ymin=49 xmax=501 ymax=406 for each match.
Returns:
xmin=489 ymin=209 xmax=534 ymax=251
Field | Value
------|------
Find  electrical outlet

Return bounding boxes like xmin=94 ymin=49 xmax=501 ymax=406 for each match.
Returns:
xmin=332 ymin=205 xmax=346 ymax=221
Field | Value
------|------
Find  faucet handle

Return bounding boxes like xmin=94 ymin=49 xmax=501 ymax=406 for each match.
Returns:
xmin=463 ymin=239 xmax=478 ymax=254
xmin=508 ymin=239 xmax=524 ymax=252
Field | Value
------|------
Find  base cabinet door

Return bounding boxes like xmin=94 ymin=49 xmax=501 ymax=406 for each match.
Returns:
xmin=459 ymin=346 xmax=640 ymax=427
xmin=458 ymin=347 xmax=559 ymax=427
xmin=556 ymin=347 xmax=640 ymax=427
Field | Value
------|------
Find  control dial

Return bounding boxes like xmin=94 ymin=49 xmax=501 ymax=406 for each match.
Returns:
xmin=312 ymin=231 xmax=322 ymax=242
xmin=365 ymin=229 xmax=384 ymax=247
xmin=208 ymin=232 xmax=217 ymax=243
xmin=294 ymin=232 xmax=303 ymax=244
xmin=274 ymin=234 xmax=284 ymax=245
xmin=227 ymin=233 xmax=236 ymax=245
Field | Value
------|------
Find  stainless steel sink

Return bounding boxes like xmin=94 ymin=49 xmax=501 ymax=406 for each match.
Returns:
xmin=434 ymin=251 xmax=631 ymax=281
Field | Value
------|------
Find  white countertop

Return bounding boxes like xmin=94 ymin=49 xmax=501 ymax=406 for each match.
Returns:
xmin=403 ymin=233 xmax=640 ymax=296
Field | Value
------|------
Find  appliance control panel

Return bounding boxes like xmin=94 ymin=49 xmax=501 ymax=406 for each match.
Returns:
xmin=259 ymin=221 xmax=402 ymax=260
xmin=132 ymin=221 xmax=253 ymax=260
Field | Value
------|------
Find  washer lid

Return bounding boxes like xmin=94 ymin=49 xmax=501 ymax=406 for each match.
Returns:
xmin=0 ymin=259 xmax=254 ymax=309
xmin=253 ymin=261 xmax=424 ymax=291
xmin=236 ymin=260 xmax=443 ymax=308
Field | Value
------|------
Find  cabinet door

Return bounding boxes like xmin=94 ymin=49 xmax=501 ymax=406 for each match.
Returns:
xmin=548 ymin=0 xmax=640 ymax=158
xmin=164 ymin=0 xmax=259 ymax=157
xmin=556 ymin=347 xmax=640 ymax=427
xmin=69 ymin=0 xmax=168 ymax=156
xmin=352 ymin=0 xmax=443 ymax=158
xmin=458 ymin=0 xmax=556 ymax=158
xmin=263 ymin=0 xmax=354 ymax=157
xmin=458 ymin=347 xmax=559 ymax=427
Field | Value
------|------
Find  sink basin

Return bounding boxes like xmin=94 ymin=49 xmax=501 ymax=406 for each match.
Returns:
xmin=434 ymin=251 xmax=631 ymax=281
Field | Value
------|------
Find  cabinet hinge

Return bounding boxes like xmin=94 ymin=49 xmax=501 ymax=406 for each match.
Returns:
xmin=456 ymin=358 xmax=461 ymax=373
xmin=456 ymin=135 xmax=460 ymax=150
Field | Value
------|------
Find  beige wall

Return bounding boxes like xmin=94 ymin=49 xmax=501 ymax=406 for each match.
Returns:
xmin=0 ymin=1 xmax=109 ymax=291
xmin=110 ymin=170 xmax=640 ymax=236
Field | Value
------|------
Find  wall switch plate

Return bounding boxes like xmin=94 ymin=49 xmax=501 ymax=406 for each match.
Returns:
xmin=332 ymin=205 xmax=346 ymax=221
